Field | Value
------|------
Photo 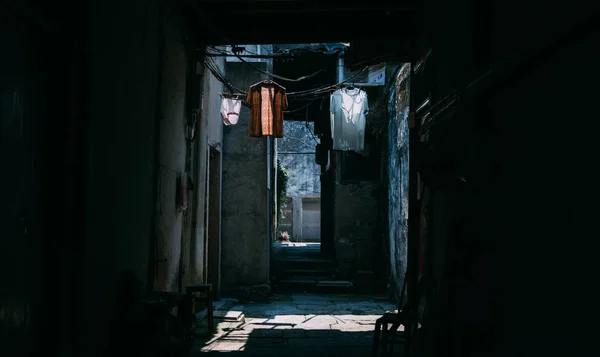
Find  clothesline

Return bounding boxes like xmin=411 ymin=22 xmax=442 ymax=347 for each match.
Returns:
xmin=219 ymin=78 xmax=368 ymax=151
xmin=220 ymin=80 xmax=368 ymax=117
xmin=206 ymin=52 xmax=369 ymax=99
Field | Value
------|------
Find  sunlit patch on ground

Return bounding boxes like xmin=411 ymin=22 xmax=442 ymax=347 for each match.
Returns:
xmin=193 ymin=294 xmax=398 ymax=355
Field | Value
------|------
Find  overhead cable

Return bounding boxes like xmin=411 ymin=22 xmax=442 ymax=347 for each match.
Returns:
xmin=204 ymin=53 xmax=370 ymax=100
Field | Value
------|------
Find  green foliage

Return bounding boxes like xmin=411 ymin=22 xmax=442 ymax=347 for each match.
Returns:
xmin=276 ymin=158 xmax=289 ymax=225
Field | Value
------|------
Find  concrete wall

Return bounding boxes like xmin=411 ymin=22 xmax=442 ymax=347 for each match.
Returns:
xmin=387 ymin=64 xmax=410 ymax=300
xmin=197 ymin=54 xmax=225 ymax=291
xmin=154 ymin=19 xmax=189 ymax=292
xmin=187 ymin=52 xmax=226 ymax=287
xmin=205 ymin=56 xmax=225 ymax=148
xmin=82 ymin=0 xmax=164 ymax=354
xmin=79 ymin=1 xmax=214 ymax=354
xmin=221 ymin=61 xmax=270 ymax=290
xmin=279 ymin=153 xmax=321 ymax=197
xmin=301 ymin=198 xmax=321 ymax=241
xmin=334 ymin=182 xmax=380 ymax=277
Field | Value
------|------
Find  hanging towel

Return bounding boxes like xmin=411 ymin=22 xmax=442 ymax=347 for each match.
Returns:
xmin=220 ymin=97 xmax=242 ymax=125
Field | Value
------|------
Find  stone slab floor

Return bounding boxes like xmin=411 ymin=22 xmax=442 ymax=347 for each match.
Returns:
xmin=190 ymin=293 xmax=401 ymax=357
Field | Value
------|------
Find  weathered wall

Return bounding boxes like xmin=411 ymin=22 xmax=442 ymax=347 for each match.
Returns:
xmin=188 ymin=53 xmax=225 ymax=287
xmin=387 ymin=64 xmax=410 ymax=300
xmin=154 ymin=19 xmax=189 ymax=292
xmin=279 ymin=153 xmax=321 ymax=197
xmin=81 ymin=0 xmax=164 ymax=355
xmin=221 ymin=61 xmax=270 ymax=290
xmin=334 ymin=182 xmax=380 ymax=278
xmin=331 ymin=85 xmax=387 ymax=282
xmin=301 ymin=198 xmax=321 ymax=241
xmin=278 ymin=121 xmax=320 ymax=197
xmin=205 ymin=57 xmax=225 ymax=148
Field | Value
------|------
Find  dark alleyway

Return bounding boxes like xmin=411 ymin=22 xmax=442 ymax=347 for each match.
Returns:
xmin=1 ymin=1 xmax=599 ymax=357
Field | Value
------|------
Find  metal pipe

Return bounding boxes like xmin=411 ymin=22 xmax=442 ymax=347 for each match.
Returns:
xmin=337 ymin=55 xmax=345 ymax=83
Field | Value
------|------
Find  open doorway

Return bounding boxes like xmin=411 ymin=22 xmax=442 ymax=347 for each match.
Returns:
xmin=276 ymin=128 xmax=322 ymax=244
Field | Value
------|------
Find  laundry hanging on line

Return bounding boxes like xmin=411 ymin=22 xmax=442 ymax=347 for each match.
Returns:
xmin=330 ymin=85 xmax=369 ymax=151
xmin=220 ymin=93 xmax=243 ymax=125
xmin=247 ymin=79 xmax=288 ymax=138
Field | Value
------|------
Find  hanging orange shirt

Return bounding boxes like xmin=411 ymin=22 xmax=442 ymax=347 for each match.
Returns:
xmin=247 ymin=80 xmax=287 ymax=138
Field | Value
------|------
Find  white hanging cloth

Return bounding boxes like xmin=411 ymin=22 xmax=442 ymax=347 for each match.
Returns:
xmin=329 ymin=87 xmax=369 ymax=151
xmin=220 ymin=96 xmax=242 ymax=125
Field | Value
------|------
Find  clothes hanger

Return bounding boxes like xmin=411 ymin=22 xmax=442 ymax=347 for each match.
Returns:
xmin=220 ymin=92 xmax=245 ymax=100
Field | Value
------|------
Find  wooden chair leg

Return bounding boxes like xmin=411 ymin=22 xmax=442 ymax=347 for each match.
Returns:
xmin=373 ymin=320 xmax=382 ymax=357
xmin=207 ymin=286 xmax=214 ymax=334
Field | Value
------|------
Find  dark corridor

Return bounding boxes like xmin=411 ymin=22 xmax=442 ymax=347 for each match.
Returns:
xmin=1 ymin=1 xmax=599 ymax=357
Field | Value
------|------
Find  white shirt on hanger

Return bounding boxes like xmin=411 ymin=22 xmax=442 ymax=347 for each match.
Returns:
xmin=330 ymin=87 xmax=369 ymax=151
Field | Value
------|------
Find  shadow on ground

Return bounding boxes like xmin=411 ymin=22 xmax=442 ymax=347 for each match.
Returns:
xmin=191 ymin=328 xmax=397 ymax=357
xmin=188 ymin=293 xmax=403 ymax=357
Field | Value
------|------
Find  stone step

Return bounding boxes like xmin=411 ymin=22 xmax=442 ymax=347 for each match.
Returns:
xmin=278 ymin=277 xmax=322 ymax=285
xmin=316 ymin=280 xmax=354 ymax=287
xmin=282 ymin=269 xmax=328 ymax=275
xmin=273 ymin=278 xmax=355 ymax=294
xmin=280 ymin=257 xmax=335 ymax=264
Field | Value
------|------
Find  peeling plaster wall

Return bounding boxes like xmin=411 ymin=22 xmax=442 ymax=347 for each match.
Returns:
xmin=387 ymin=64 xmax=410 ymax=300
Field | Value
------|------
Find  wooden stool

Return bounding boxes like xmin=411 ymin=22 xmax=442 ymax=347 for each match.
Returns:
xmin=186 ymin=284 xmax=214 ymax=335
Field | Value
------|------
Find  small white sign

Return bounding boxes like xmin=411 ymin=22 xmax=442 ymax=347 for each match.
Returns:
xmin=368 ymin=64 xmax=386 ymax=84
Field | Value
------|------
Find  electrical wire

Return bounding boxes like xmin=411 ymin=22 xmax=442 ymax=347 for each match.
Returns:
xmin=204 ymin=51 xmax=371 ymax=102
xmin=207 ymin=45 xmax=262 ymax=58
xmin=284 ymin=98 xmax=319 ymax=114
xmin=204 ymin=55 xmax=247 ymax=94
xmin=204 ymin=43 xmax=371 ymax=98
xmin=286 ymin=65 xmax=369 ymax=97
xmin=307 ymin=122 xmax=320 ymax=144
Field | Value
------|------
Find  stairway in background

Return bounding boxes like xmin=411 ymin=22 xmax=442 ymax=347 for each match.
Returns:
xmin=271 ymin=242 xmax=354 ymax=293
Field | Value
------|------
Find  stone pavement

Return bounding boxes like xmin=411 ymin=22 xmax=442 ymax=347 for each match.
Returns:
xmin=190 ymin=293 xmax=401 ymax=357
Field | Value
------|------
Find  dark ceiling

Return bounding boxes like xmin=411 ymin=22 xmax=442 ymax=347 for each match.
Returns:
xmin=185 ymin=0 xmax=416 ymax=57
